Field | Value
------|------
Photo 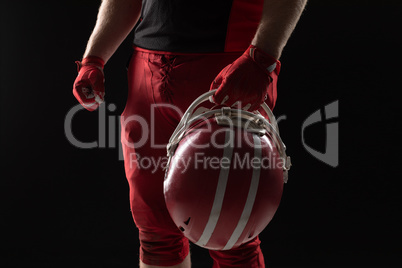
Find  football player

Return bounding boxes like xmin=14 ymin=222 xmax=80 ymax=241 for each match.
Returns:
xmin=73 ymin=0 xmax=307 ymax=267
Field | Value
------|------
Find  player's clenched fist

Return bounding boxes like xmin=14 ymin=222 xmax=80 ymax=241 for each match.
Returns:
xmin=210 ymin=45 xmax=281 ymax=111
xmin=73 ymin=56 xmax=105 ymax=111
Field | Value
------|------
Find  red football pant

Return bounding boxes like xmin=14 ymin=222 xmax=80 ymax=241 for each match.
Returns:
xmin=120 ymin=46 xmax=265 ymax=267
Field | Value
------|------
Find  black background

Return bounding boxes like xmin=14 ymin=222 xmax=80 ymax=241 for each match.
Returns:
xmin=1 ymin=0 xmax=401 ymax=267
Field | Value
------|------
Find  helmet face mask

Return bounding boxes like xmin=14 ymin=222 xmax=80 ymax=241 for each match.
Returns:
xmin=164 ymin=90 xmax=290 ymax=250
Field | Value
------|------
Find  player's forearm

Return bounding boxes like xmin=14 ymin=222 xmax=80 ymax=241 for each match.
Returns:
xmin=252 ymin=0 xmax=307 ymax=59
xmin=83 ymin=0 xmax=142 ymax=62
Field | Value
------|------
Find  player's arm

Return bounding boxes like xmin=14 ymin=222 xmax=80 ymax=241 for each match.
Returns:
xmin=83 ymin=0 xmax=142 ymax=62
xmin=211 ymin=0 xmax=307 ymax=111
xmin=252 ymin=0 xmax=308 ymax=59
xmin=73 ymin=0 xmax=142 ymax=111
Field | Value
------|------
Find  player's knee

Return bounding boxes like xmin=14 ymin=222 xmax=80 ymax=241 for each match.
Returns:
xmin=139 ymin=228 xmax=190 ymax=266
xmin=209 ymin=237 xmax=265 ymax=267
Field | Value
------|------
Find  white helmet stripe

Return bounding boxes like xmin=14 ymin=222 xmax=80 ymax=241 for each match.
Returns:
xmin=223 ymin=134 xmax=262 ymax=250
xmin=195 ymin=129 xmax=234 ymax=247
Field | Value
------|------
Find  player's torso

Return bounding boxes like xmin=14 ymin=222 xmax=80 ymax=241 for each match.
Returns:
xmin=133 ymin=0 xmax=264 ymax=53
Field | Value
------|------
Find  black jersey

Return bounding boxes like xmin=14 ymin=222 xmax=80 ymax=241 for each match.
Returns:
xmin=133 ymin=0 xmax=264 ymax=53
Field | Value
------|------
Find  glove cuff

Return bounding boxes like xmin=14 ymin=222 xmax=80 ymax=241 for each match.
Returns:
xmin=76 ymin=56 xmax=105 ymax=72
xmin=246 ymin=45 xmax=281 ymax=75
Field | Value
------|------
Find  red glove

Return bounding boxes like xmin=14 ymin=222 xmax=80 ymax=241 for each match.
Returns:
xmin=210 ymin=45 xmax=281 ymax=111
xmin=73 ymin=56 xmax=105 ymax=111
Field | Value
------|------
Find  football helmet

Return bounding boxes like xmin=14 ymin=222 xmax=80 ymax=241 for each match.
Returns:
xmin=164 ymin=90 xmax=291 ymax=250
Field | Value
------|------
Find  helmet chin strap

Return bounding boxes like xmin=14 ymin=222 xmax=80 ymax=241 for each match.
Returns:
xmin=166 ymin=90 xmax=291 ymax=183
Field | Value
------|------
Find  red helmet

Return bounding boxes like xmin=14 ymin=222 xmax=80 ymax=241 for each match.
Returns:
xmin=164 ymin=90 xmax=291 ymax=250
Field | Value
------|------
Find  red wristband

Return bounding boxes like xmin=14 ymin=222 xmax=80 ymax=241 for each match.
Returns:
xmin=247 ymin=45 xmax=281 ymax=75
xmin=76 ymin=56 xmax=105 ymax=72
